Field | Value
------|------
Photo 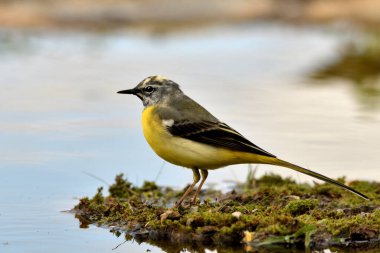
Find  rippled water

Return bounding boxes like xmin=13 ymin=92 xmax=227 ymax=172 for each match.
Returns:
xmin=0 ymin=23 xmax=379 ymax=252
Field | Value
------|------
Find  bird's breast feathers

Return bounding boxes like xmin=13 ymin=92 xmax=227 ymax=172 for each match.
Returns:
xmin=141 ymin=106 xmax=273 ymax=169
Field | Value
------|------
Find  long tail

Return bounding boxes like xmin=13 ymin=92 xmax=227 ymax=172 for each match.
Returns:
xmin=269 ymin=158 xmax=369 ymax=200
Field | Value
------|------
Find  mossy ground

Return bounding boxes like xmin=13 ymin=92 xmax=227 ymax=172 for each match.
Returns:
xmin=73 ymin=173 xmax=380 ymax=252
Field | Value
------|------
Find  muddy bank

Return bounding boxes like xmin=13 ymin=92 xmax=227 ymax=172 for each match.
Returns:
xmin=72 ymin=173 xmax=380 ymax=252
xmin=1 ymin=0 xmax=380 ymax=31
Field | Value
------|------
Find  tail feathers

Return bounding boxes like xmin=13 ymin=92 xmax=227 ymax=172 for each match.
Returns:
xmin=271 ymin=158 xmax=369 ymax=200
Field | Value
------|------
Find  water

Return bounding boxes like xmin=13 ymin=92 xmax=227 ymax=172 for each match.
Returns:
xmin=0 ymin=23 xmax=379 ymax=252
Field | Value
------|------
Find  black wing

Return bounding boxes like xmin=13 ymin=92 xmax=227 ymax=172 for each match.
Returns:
xmin=167 ymin=120 xmax=276 ymax=158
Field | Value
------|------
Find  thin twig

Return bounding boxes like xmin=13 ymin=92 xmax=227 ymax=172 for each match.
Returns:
xmin=112 ymin=239 xmax=127 ymax=250
xmin=82 ymin=171 xmax=110 ymax=186
xmin=154 ymin=161 xmax=166 ymax=182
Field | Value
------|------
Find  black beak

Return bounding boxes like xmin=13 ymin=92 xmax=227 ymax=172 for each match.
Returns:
xmin=117 ymin=88 xmax=138 ymax=95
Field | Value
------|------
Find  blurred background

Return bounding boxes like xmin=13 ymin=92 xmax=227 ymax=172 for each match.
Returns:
xmin=1 ymin=0 xmax=379 ymax=252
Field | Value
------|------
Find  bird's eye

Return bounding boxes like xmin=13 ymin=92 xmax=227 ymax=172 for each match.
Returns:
xmin=144 ymin=86 xmax=154 ymax=93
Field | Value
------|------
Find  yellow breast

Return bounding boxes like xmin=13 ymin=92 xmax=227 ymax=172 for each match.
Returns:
xmin=141 ymin=106 xmax=271 ymax=169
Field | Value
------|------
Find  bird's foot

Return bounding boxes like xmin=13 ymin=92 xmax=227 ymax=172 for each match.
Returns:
xmin=190 ymin=197 xmax=200 ymax=205
xmin=173 ymin=201 xmax=184 ymax=208
xmin=160 ymin=209 xmax=180 ymax=224
xmin=174 ymin=199 xmax=195 ymax=208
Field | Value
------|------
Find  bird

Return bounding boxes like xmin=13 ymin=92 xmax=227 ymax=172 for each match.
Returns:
xmin=118 ymin=75 xmax=369 ymax=207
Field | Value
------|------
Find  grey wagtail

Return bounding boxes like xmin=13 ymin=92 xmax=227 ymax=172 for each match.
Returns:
xmin=118 ymin=75 xmax=368 ymax=206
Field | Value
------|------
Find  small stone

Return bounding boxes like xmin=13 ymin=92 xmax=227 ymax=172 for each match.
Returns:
xmin=232 ymin=211 xmax=242 ymax=219
xmin=361 ymin=212 xmax=369 ymax=218
xmin=285 ymin=195 xmax=300 ymax=200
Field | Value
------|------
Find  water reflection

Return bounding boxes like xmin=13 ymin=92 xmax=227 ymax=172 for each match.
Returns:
xmin=76 ymin=221 xmax=380 ymax=253
xmin=310 ymin=32 xmax=380 ymax=110
xmin=115 ymin=232 xmax=247 ymax=253
xmin=80 ymin=223 xmax=299 ymax=253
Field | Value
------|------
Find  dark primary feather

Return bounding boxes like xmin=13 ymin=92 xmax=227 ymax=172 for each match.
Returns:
xmin=275 ymin=159 xmax=369 ymax=200
xmin=167 ymin=120 xmax=276 ymax=158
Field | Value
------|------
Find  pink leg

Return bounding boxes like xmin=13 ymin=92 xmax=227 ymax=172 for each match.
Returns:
xmin=191 ymin=169 xmax=208 ymax=204
xmin=175 ymin=168 xmax=200 ymax=207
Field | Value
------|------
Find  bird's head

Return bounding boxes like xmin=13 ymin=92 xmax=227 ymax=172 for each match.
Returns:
xmin=118 ymin=75 xmax=182 ymax=107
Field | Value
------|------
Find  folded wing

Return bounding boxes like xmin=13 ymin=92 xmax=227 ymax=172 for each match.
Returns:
xmin=167 ymin=120 xmax=276 ymax=158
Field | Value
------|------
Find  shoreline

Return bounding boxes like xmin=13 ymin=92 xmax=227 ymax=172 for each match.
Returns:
xmin=1 ymin=0 xmax=380 ymax=31
xmin=73 ymin=173 xmax=380 ymax=252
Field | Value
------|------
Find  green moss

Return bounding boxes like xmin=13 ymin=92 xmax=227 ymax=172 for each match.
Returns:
xmin=285 ymin=199 xmax=319 ymax=215
xmin=256 ymin=173 xmax=296 ymax=186
xmin=140 ymin=181 xmax=158 ymax=191
xmin=73 ymin=173 xmax=380 ymax=252
xmin=92 ymin=187 xmax=104 ymax=204
xmin=108 ymin=174 xmax=135 ymax=199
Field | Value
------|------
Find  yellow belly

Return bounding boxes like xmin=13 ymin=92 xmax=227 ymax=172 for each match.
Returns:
xmin=141 ymin=106 xmax=272 ymax=169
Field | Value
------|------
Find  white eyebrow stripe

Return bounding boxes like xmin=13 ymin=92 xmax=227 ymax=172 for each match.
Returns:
xmin=142 ymin=77 xmax=151 ymax=85
xmin=154 ymin=75 xmax=167 ymax=81
xmin=162 ymin=119 xmax=174 ymax=127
